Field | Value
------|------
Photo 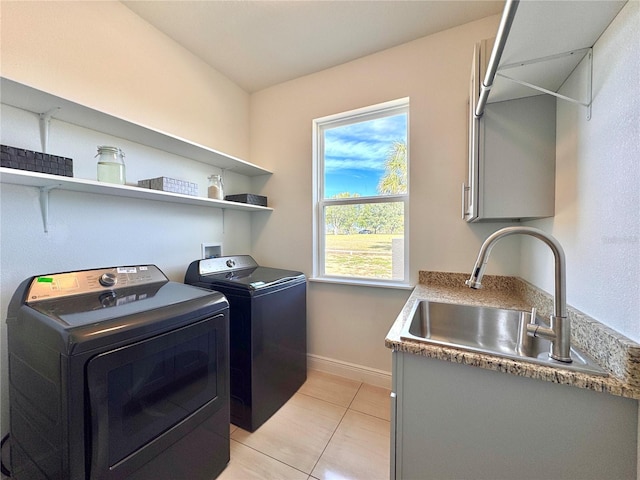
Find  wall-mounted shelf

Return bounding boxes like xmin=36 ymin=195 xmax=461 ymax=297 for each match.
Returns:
xmin=0 ymin=77 xmax=272 ymax=176
xmin=0 ymin=167 xmax=272 ymax=232
xmin=478 ymin=0 xmax=627 ymax=118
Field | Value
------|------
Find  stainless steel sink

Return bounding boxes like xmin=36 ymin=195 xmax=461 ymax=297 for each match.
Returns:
xmin=400 ymin=300 xmax=607 ymax=376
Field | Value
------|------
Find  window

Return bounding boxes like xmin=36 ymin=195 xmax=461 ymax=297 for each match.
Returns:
xmin=312 ymin=98 xmax=409 ymax=286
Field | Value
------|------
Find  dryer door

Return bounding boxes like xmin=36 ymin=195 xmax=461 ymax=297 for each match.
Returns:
xmin=86 ymin=312 xmax=228 ymax=479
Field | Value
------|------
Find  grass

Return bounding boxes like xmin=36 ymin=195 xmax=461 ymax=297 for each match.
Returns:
xmin=324 ymin=233 xmax=403 ymax=278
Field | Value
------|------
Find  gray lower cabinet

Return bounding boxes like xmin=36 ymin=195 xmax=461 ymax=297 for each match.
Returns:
xmin=391 ymin=350 xmax=638 ymax=480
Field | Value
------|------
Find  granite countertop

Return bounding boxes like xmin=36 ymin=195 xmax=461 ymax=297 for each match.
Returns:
xmin=385 ymin=271 xmax=640 ymax=400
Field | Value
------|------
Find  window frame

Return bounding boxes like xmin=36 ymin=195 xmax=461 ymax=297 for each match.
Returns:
xmin=311 ymin=98 xmax=410 ymax=288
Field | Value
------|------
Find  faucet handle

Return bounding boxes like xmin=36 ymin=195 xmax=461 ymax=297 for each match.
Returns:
xmin=529 ymin=307 xmax=537 ymax=324
xmin=465 ymin=270 xmax=483 ymax=289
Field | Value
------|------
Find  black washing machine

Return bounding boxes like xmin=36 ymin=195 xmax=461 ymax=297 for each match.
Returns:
xmin=6 ymin=265 xmax=230 ymax=480
xmin=185 ymin=255 xmax=306 ymax=432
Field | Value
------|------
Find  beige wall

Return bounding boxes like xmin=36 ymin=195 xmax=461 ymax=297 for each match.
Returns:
xmin=0 ymin=0 xmax=250 ymax=159
xmin=249 ymin=15 xmax=526 ymax=376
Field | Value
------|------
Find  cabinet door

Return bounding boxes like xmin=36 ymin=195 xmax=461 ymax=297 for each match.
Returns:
xmin=479 ymin=95 xmax=556 ymax=220
xmin=464 ymin=38 xmax=556 ymax=223
xmin=390 ymin=350 xmax=401 ymax=480
xmin=393 ymin=352 xmax=637 ymax=479
xmin=463 ymin=41 xmax=483 ymax=221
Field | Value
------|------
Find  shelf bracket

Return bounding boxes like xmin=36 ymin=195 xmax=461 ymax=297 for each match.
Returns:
xmin=496 ymin=48 xmax=593 ymax=120
xmin=39 ymin=107 xmax=61 ymax=153
xmin=39 ymin=185 xmax=60 ymax=233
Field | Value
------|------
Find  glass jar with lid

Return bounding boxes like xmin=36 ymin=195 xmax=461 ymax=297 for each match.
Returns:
xmin=208 ymin=174 xmax=224 ymax=200
xmin=96 ymin=146 xmax=126 ymax=184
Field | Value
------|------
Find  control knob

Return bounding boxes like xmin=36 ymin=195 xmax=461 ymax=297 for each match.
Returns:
xmin=99 ymin=272 xmax=117 ymax=287
xmin=226 ymin=259 xmax=236 ymax=268
xmin=99 ymin=291 xmax=118 ymax=308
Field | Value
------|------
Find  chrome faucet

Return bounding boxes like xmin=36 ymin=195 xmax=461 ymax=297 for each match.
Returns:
xmin=465 ymin=226 xmax=572 ymax=363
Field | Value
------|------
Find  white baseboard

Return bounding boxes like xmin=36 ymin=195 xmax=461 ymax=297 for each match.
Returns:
xmin=307 ymin=354 xmax=392 ymax=389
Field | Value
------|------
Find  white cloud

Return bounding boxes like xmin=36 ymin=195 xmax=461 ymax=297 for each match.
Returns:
xmin=324 ymin=114 xmax=406 ymax=173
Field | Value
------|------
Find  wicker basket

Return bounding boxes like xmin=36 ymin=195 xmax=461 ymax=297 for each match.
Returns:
xmin=224 ymin=194 xmax=267 ymax=206
xmin=1 ymin=145 xmax=73 ymax=177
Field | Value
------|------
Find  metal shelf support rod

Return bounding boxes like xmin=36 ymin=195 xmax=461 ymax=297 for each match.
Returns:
xmin=475 ymin=0 xmax=520 ymax=118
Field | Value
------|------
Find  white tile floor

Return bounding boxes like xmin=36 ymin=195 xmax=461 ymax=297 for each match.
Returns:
xmin=217 ymin=370 xmax=391 ymax=480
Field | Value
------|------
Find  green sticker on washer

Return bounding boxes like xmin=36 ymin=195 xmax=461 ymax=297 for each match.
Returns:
xmin=37 ymin=277 xmax=54 ymax=283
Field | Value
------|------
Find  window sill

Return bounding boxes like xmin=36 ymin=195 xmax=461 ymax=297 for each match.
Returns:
xmin=309 ymin=277 xmax=414 ymax=290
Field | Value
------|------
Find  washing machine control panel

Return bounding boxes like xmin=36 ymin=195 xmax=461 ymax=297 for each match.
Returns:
xmin=99 ymin=272 xmax=118 ymax=287
xmin=26 ymin=265 xmax=168 ymax=303
xmin=199 ymin=255 xmax=258 ymax=275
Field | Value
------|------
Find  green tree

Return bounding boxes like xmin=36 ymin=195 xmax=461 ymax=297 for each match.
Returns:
xmin=325 ymin=192 xmax=359 ymax=234
xmin=377 ymin=141 xmax=407 ymax=195
xmin=357 ymin=203 xmax=385 ymax=233
xmin=380 ymin=202 xmax=404 ymax=233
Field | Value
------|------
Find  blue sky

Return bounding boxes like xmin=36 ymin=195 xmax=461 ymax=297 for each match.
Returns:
xmin=324 ymin=113 xmax=407 ymax=198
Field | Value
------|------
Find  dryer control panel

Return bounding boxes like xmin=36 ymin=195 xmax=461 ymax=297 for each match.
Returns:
xmin=198 ymin=255 xmax=259 ymax=275
xmin=26 ymin=265 xmax=168 ymax=303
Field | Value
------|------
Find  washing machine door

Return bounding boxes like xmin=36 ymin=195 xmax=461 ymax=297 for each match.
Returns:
xmin=86 ymin=313 xmax=228 ymax=479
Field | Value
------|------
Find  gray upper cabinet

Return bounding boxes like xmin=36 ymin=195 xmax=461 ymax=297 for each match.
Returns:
xmin=464 ymin=0 xmax=627 ymax=222
xmin=463 ymin=38 xmax=556 ymax=223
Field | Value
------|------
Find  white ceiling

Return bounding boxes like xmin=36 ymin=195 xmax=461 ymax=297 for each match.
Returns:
xmin=121 ymin=1 xmax=504 ymax=93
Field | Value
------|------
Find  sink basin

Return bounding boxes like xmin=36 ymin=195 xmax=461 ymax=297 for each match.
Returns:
xmin=400 ymin=300 xmax=607 ymax=376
